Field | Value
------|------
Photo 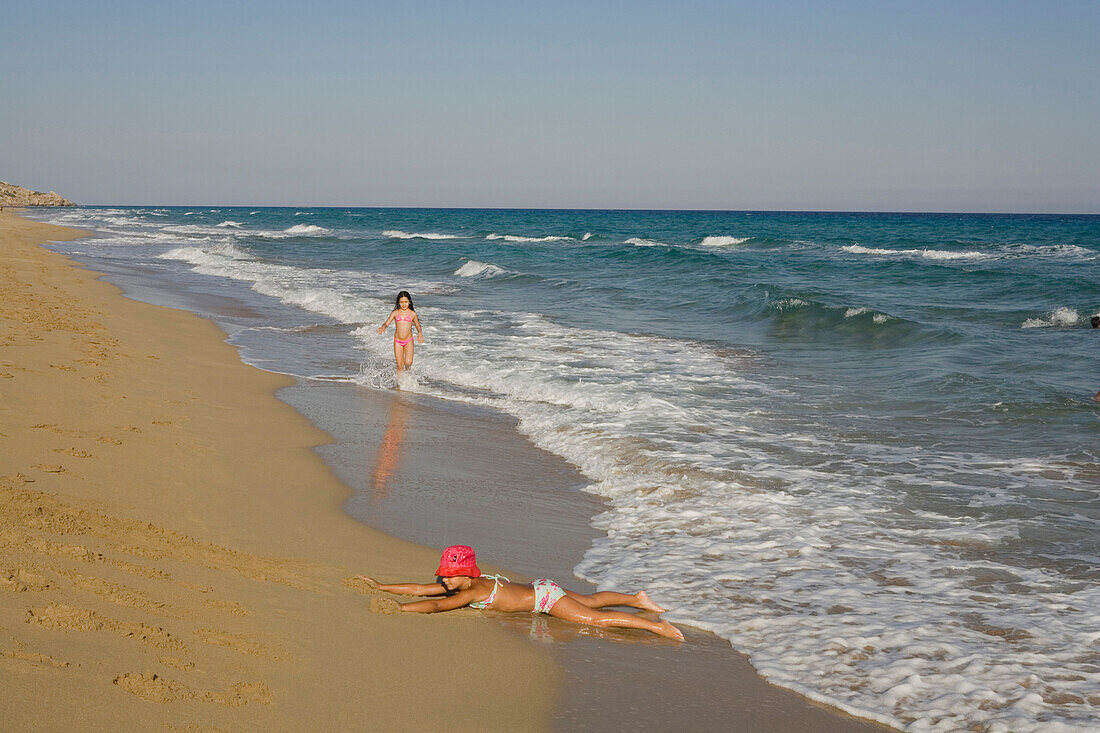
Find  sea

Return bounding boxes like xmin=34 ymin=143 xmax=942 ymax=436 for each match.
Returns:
xmin=32 ymin=206 xmax=1099 ymax=732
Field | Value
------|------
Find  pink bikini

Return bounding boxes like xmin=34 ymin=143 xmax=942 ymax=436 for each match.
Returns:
xmin=393 ymin=310 xmax=415 ymax=346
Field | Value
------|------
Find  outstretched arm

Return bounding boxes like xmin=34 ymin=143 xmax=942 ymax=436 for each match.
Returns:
xmin=400 ymin=588 xmax=479 ymax=613
xmin=356 ymin=575 xmax=446 ymax=596
xmin=376 ymin=311 xmax=396 ymax=334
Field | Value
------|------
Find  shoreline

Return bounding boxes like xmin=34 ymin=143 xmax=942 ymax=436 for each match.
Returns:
xmin=289 ymin=375 xmax=893 ymax=732
xmin=5 ymin=208 xmax=894 ymax=731
xmin=0 ymin=210 xmax=556 ymax=730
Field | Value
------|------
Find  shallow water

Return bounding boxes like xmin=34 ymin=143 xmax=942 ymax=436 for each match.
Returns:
xmin=37 ymin=206 xmax=1100 ymax=731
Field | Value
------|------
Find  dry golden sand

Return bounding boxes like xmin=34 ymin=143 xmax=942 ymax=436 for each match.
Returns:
xmin=0 ymin=211 xmax=555 ymax=730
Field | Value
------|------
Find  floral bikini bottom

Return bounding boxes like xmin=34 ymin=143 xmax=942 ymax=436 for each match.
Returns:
xmin=531 ymin=578 xmax=566 ymax=613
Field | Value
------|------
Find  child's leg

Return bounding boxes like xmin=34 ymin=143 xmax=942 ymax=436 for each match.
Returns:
xmin=403 ymin=341 xmax=414 ymax=368
xmin=393 ymin=340 xmax=405 ymax=371
xmin=548 ymin=597 xmax=683 ymax=640
xmin=562 ymin=589 xmax=666 ymax=613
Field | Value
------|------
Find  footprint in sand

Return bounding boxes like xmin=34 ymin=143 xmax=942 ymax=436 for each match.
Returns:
xmin=194 ymin=629 xmax=285 ymax=660
xmin=1 ymin=649 xmax=73 ymax=669
xmin=53 ymin=448 xmax=92 ymax=458
xmin=26 ymin=604 xmax=187 ymax=651
xmin=159 ymin=656 xmax=195 ymax=671
xmin=0 ymin=566 xmax=52 ymax=592
xmin=112 ymin=672 xmax=192 ymax=703
xmin=203 ymin=599 xmax=250 ymax=617
xmin=113 ymin=672 xmax=271 ymax=706
xmin=32 ymin=464 xmax=65 ymax=473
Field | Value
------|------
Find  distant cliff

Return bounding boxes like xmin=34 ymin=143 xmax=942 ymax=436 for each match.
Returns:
xmin=0 ymin=181 xmax=75 ymax=207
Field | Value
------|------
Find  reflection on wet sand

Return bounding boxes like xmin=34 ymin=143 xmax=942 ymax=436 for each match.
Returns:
xmin=370 ymin=398 xmax=410 ymax=501
xmin=495 ymin=607 xmax=676 ymax=647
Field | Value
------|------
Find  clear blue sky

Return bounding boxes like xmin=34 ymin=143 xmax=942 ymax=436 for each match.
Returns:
xmin=3 ymin=1 xmax=1098 ymax=211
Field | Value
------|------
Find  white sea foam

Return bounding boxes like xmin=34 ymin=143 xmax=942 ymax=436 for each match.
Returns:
xmin=582 ymin=232 xmax=594 ymax=240
xmin=163 ymin=224 xmax=224 ymax=235
xmin=454 ymin=260 xmax=509 ymax=278
xmin=382 ymin=230 xmax=460 ymax=240
xmin=1021 ymin=307 xmax=1079 ymax=328
xmin=157 ymin=244 xmax=455 ymax=326
xmin=216 ymin=220 xmax=244 ymax=228
xmin=843 ymin=244 xmax=987 ymax=260
xmin=700 ymin=235 xmax=750 ymax=247
xmin=624 ymin=237 xmax=665 ymax=247
xmin=486 ymin=233 xmax=571 ymax=243
xmin=920 ymin=249 xmax=986 ymax=260
xmin=1000 ymin=243 xmax=1097 ymax=259
xmin=283 ymin=224 xmax=332 ymax=236
xmin=844 ymin=307 xmax=870 ymax=318
xmin=773 ymin=298 xmax=809 ymax=310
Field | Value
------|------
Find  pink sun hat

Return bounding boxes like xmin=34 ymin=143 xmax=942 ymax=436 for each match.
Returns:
xmin=435 ymin=545 xmax=481 ymax=577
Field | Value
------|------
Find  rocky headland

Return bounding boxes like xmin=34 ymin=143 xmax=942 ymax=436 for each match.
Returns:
xmin=0 ymin=180 xmax=75 ymax=206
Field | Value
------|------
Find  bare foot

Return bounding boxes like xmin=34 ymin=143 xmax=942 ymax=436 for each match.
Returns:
xmin=635 ymin=591 xmax=666 ymax=613
xmin=654 ymin=619 xmax=684 ymax=641
xmin=355 ymin=575 xmax=379 ymax=589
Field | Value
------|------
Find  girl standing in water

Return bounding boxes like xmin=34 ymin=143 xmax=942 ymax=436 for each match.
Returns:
xmin=377 ymin=291 xmax=424 ymax=372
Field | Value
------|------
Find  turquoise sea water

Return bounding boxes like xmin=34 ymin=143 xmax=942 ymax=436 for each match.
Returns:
xmin=39 ymin=207 xmax=1099 ymax=731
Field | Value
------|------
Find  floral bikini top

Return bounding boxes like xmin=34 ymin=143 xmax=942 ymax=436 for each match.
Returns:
xmin=468 ymin=574 xmax=509 ymax=610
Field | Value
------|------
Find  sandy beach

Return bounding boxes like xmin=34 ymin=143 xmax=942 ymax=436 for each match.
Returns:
xmin=0 ymin=210 xmax=555 ymax=730
xmin=1 ymin=209 xmax=893 ymax=731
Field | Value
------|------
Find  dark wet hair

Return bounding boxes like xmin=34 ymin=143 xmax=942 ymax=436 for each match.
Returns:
xmin=394 ymin=290 xmax=415 ymax=311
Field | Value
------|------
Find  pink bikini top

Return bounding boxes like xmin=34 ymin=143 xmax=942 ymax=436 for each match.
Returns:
xmin=395 ymin=311 xmax=414 ymax=322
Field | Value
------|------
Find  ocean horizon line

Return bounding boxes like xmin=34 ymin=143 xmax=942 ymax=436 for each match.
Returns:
xmin=72 ymin=203 xmax=1100 ymax=217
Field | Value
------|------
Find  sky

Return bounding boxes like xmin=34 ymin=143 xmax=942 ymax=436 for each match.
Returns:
xmin=2 ymin=1 xmax=1098 ymax=212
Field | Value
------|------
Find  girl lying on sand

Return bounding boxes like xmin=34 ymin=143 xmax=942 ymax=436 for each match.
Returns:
xmin=357 ymin=545 xmax=683 ymax=640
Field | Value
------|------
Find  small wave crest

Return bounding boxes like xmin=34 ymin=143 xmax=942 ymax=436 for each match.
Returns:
xmin=283 ymin=224 xmax=332 ymax=236
xmin=700 ymin=235 xmax=750 ymax=247
xmin=159 ymin=242 xmax=251 ymax=263
xmin=843 ymin=307 xmax=895 ymax=324
xmin=454 ymin=259 xmax=509 ymax=278
xmin=1001 ymin=243 xmax=1097 ymax=259
xmin=773 ymin=298 xmax=809 ymax=311
xmin=842 ymin=244 xmax=986 ymax=260
xmin=625 ymin=237 xmax=665 ymax=247
xmin=383 ymin=230 xmax=459 ymax=240
xmin=486 ymin=233 xmax=571 ymax=243
xmin=1021 ymin=307 xmax=1080 ymax=328
xmin=216 ymin=220 xmax=244 ymax=228
xmin=247 ymin=224 xmax=335 ymax=239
